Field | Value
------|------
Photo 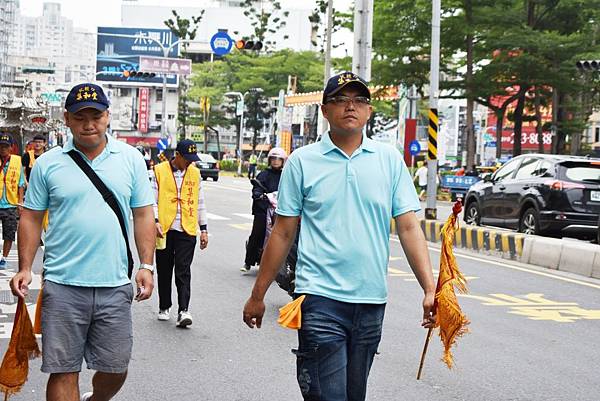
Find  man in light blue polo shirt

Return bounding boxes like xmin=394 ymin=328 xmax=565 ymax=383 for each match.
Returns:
xmin=10 ymin=83 xmax=155 ymax=401
xmin=243 ymin=72 xmax=437 ymax=401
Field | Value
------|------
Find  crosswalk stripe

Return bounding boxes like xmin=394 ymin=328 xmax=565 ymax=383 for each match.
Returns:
xmin=207 ymin=213 xmax=231 ymax=221
xmin=233 ymin=213 xmax=254 ymax=220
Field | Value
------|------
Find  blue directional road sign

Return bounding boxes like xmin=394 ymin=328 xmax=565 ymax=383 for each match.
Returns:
xmin=210 ymin=31 xmax=233 ymax=56
xmin=409 ymin=140 xmax=421 ymax=156
xmin=157 ymin=137 xmax=169 ymax=151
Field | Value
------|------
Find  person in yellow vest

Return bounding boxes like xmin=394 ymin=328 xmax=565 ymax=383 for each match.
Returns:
xmin=0 ymin=133 xmax=25 ymax=270
xmin=248 ymin=152 xmax=258 ymax=179
xmin=151 ymin=139 xmax=209 ymax=328
xmin=22 ymin=134 xmax=46 ymax=182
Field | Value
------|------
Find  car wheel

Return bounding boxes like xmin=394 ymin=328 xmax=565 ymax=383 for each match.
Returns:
xmin=465 ymin=202 xmax=480 ymax=225
xmin=519 ymin=208 xmax=539 ymax=235
xmin=213 ymin=176 xmax=218 ymax=182
xmin=202 ymin=176 xmax=208 ymax=181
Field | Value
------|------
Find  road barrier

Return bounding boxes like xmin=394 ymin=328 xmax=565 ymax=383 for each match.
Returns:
xmin=391 ymin=218 xmax=600 ymax=280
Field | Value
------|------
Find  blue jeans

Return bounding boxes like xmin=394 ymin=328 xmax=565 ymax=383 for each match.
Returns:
xmin=294 ymin=294 xmax=386 ymax=401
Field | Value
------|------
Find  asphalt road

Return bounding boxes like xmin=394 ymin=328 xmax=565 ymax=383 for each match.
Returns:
xmin=0 ymin=175 xmax=599 ymax=400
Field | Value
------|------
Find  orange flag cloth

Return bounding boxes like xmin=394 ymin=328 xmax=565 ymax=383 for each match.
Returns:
xmin=277 ymin=295 xmax=306 ymax=329
xmin=0 ymin=298 xmax=41 ymax=400
xmin=434 ymin=200 xmax=470 ymax=369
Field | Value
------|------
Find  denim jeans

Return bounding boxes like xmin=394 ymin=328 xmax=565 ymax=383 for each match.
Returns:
xmin=294 ymin=294 xmax=386 ymax=401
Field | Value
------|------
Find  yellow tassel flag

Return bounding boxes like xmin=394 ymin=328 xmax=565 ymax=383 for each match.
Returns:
xmin=0 ymin=298 xmax=41 ymax=400
xmin=417 ymin=200 xmax=469 ymax=379
xmin=435 ymin=201 xmax=469 ymax=368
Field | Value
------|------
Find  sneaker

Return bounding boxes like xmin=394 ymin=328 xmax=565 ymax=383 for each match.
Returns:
xmin=176 ymin=310 xmax=192 ymax=327
xmin=240 ymin=264 xmax=251 ymax=272
xmin=80 ymin=392 xmax=93 ymax=401
xmin=157 ymin=308 xmax=170 ymax=321
xmin=0 ymin=259 xmax=7 ymax=270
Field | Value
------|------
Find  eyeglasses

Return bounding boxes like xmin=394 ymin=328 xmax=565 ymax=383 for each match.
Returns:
xmin=326 ymin=95 xmax=371 ymax=106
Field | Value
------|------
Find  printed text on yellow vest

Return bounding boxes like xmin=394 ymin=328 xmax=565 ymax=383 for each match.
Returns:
xmin=0 ymin=155 xmax=21 ymax=205
xmin=154 ymin=161 xmax=200 ymax=236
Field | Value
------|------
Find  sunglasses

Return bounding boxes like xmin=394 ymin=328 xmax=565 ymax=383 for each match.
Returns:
xmin=326 ymin=95 xmax=371 ymax=106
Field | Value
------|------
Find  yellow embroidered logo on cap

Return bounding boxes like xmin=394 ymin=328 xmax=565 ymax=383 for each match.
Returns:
xmin=75 ymin=86 xmax=98 ymax=102
xmin=188 ymin=144 xmax=197 ymax=153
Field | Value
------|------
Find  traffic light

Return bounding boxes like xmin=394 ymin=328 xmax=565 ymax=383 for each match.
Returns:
xmin=576 ymin=60 xmax=600 ymax=71
xmin=123 ymin=70 xmax=157 ymax=78
xmin=235 ymin=39 xmax=263 ymax=51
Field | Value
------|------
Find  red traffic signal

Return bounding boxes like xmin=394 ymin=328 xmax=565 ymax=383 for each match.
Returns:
xmin=235 ymin=39 xmax=263 ymax=51
xmin=123 ymin=70 xmax=157 ymax=78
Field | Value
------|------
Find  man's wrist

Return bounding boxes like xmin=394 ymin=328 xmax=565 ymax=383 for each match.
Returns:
xmin=139 ymin=263 xmax=155 ymax=273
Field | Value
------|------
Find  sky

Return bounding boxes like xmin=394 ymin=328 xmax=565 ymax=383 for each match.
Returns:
xmin=16 ymin=0 xmax=353 ymax=32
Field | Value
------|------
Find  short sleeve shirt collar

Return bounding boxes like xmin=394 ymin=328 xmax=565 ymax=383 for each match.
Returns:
xmin=320 ymin=131 xmax=376 ymax=158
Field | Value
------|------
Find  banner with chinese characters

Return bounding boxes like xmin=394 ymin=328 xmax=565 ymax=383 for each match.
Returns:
xmin=138 ymin=88 xmax=149 ymax=134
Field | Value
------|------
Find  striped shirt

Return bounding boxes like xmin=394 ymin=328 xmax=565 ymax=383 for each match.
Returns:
xmin=149 ymin=165 xmax=208 ymax=233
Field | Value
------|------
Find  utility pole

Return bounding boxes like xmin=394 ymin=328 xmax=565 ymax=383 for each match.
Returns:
xmin=352 ymin=0 xmax=373 ymax=81
xmin=426 ymin=0 xmax=441 ymax=220
xmin=319 ymin=0 xmax=334 ymax=136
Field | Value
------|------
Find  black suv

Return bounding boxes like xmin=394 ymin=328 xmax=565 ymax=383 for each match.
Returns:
xmin=463 ymin=154 xmax=600 ymax=239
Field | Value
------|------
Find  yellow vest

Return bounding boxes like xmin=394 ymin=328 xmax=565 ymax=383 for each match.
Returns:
xmin=154 ymin=161 xmax=200 ymax=236
xmin=0 ymin=155 xmax=21 ymax=206
xmin=27 ymin=150 xmax=36 ymax=168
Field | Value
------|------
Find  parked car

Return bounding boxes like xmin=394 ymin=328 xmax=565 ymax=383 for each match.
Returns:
xmin=196 ymin=153 xmax=219 ymax=181
xmin=463 ymin=154 xmax=600 ymax=239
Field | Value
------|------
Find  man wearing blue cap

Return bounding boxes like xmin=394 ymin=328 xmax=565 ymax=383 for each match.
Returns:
xmin=150 ymin=139 xmax=209 ymax=327
xmin=10 ymin=83 xmax=156 ymax=401
xmin=0 ymin=132 xmax=25 ymax=270
xmin=243 ymin=72 xmax=436 ymax=400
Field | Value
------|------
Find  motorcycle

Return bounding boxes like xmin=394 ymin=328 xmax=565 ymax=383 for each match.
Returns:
xmin=250 ymin=178 xmax=298 ymax=297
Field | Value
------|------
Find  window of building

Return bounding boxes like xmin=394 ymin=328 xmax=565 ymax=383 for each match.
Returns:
xmin=168 ymin=114 xmax=175 ymax=120
xmin=155 ymin=114 xmax=162 ymax=122
xmin=595 ymin=127 xmax=599 ymax=143
xmin=156 ymin=89 xmax=163 ymax=101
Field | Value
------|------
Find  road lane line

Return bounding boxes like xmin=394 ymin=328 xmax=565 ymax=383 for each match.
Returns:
xmin=390 ymin=237 xmax=600 ymax=290
xmin=233 ymin=213 xmax=254 ymax=220
xmin=207 ymin=213 xmax=231 ymax=221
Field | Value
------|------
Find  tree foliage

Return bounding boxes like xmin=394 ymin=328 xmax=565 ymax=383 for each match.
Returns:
xmin=164 ymin=10 xmax=205 ymax=139
xmin=371 ymin=0 xmax=600 ymax=157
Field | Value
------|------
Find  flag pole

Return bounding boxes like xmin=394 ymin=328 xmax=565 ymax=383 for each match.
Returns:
xmin=416 ymin=327 xmax=434 ymax=380
xmin=416 ymin=198 xmax=463 ymax=380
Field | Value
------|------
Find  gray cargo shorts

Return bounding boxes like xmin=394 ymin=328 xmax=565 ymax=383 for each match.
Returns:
xmin=0 ymin=207 xmax=17 ymax=241
xmin=41 ymin=280 xmax=134 ymax=374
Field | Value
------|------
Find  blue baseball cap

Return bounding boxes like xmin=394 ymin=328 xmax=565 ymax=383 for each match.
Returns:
xmin=322 ymin=71 xmax=370 ymax=104
xmin=176 ymin=139 xmax=200 ymax=162
xmin=65 ymin=83 xmax=110 ymax=113
xmin=0 ymin=133 xmax=12 ymax=146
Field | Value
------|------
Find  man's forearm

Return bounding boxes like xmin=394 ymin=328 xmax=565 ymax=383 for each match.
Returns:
xmin=133 ymin=206 xmax=155 ymax=265
xmin=17 ymin=210 xmax=44 ymax=273
xmin=251 ymin=219 xmax=298 ymax=301
xmin=396 ymin=215 xmax=436 ymax=294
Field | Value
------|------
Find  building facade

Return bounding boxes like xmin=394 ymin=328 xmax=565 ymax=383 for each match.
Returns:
xmin=8 ymin=2 xmax=96 ymax=94
xmin=0 ymin=0 xmax=17 ymax=85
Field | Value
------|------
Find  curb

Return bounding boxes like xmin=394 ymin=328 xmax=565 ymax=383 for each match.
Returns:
xmin=415 ymin=219 xmax=524 ymax=260
xmin=392 ymin=218 xmax=600 ymax=280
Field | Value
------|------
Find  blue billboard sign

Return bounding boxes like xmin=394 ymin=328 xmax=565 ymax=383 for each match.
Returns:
xmin=96 ymin=27 xmax=180 ymax=86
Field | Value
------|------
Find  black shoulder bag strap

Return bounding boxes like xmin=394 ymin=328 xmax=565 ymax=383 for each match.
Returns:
xmin=67 ymin=150 xmax=134 ymax=278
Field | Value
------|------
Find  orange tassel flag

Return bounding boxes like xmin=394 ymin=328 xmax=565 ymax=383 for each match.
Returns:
xmin=417 ymin=200 xmax=469 ymax=379
xmin=0 ymin=298 xmax=41 ymax=400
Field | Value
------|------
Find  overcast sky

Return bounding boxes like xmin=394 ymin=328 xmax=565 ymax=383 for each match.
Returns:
xmin=16 ymin=0 xmax=353 ymax=32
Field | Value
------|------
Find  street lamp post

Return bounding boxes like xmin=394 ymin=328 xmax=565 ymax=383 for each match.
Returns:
xmin=225 ymin=91 xmax=246 ymax=176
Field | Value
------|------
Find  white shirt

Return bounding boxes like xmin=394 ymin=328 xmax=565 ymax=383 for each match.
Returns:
xmin=415 ymin=166 xmax=428 ymax=186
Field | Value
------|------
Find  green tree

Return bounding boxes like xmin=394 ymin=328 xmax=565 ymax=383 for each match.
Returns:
xmin=164 ymin=10 xmax=205 ymax=139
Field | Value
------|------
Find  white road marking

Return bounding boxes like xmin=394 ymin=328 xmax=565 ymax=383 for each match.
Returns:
xmin=233 ymin=213 xmax=254 ymax=220
xmin=207 ymin=213 xmax=231 ymax=221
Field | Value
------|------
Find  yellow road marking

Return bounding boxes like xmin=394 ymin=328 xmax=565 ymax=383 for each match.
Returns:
xmin=390 ymin=237 xmax=600 ymax=290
